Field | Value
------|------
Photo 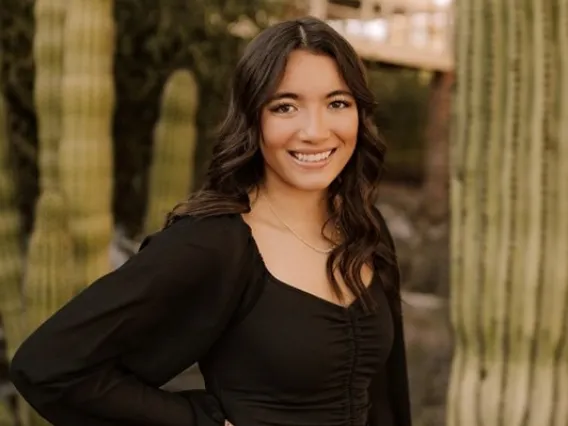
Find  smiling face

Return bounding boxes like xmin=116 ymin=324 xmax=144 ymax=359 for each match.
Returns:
xmin=259 ymin=49 xmax=359 ymax=194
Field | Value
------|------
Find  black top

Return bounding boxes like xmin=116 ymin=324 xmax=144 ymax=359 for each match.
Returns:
xmin=10 ymin=214 xmax=411 ymax=426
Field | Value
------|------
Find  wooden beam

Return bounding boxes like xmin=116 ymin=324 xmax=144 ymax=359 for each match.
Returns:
xmin=339 ymin=33 xmax=454 ymax=71
xmin=309 ymin=0 xmax=328 ymax=19
xmin=327 ymin=0 xmax=450 ymax=18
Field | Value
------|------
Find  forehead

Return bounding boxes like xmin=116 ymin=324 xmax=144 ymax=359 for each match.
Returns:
xmin=274 ymin=50 xmax=349 ymax=95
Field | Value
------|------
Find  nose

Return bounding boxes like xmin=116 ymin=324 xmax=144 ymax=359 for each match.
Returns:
xmin=298 ymin=110 xmax=331 ymax=143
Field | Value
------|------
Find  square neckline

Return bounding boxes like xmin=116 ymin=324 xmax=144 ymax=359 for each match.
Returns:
xmin=237 ymin=213 xmax=378 ymax=311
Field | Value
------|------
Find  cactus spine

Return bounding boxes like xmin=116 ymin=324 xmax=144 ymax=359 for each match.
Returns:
xmin=448 ymin=0 xmax=568 ymax=425
xmin=58 ymin=0 xmax=115 ymax=287
xmin=144 ymin=69 xmax=198 ymax=233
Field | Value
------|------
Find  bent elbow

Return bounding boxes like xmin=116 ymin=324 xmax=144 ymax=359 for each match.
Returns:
xmin=10 ymin=352 xmax=39 ymax=400
xmin=9 ymin=339 xmax=65 ymax=409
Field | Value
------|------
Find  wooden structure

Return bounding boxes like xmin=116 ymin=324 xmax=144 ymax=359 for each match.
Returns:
xmin=307 ymin=0 xmax=454 ymax=71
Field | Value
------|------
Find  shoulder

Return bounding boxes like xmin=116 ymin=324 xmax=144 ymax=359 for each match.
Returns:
xmin=142 ymin=213 xmax=250 ymax=249
xmin=165 ymin=213 xmax=250 ymax=241
xmin=139 ymin=213 xmax=253 ymax=268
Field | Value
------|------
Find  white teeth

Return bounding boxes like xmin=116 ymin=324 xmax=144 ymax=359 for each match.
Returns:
xmin=292 ymin=150 xmax=333 ymax=163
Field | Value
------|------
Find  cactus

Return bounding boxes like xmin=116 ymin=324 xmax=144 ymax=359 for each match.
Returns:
xmin=23 ymin=193 xmax=76 ymax=426
xmin=27 ymin=0 xmax=79 ymax=339
xmin=25 ymin=192 xmax=76 ymax=331
xmin=448 ymin=0 xmax=568 ymax=425
xmin=15 ymin=2 xmax=72 ymax=425
xmin=58 ymin=0 xmax=115 ymax=288
xmin=143 ymin=69 xmax=198 ymax=233
xmin=33 ymin=0 xmax=66 ymax=192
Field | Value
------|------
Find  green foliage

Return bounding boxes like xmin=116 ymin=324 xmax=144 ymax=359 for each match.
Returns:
xmin=112 ymin=0 xmax=279 ymax=238
xmin=0 ymin=45 xmax=24 ymax=365
xmin=0 ymin=0 xmax=38 ymax=236
xmin=367 ymin=63 xmax=431 ymax=183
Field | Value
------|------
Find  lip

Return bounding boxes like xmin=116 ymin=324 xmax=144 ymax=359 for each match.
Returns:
xmin=288 ymin=148 xmax=338 ymax=155
xmin=287 ymin=148 xmax=337 ymax=169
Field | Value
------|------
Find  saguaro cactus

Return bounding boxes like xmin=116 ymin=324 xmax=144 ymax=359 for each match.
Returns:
xmin=33 ymin=0 xmax=65 ymax=191
xmin=58 ymin=0 xmax=115 ymax=287
xmin=144 ymin=69 xmax=198 ymax=233
xmin=448 ymin=1 xmax=568 ymax=426
xmin=25 ymin=193 xmax=76 ymax=331
xmin=20 ymin=2 xmax=73 ymax=424
xmin=27 ymin=0 xmax=77 ymax=333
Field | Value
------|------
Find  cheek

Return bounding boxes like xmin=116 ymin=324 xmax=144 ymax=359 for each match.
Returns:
xmin=333 ymin=111 xmax=359 ymax=148
xmin=260 ymin=115 xmax=295 ymax=153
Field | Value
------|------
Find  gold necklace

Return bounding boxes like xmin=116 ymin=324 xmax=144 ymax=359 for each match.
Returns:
xmin=262 ymin=192 xmax=337 ymax=255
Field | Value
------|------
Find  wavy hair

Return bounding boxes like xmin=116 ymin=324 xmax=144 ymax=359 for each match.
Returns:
xmin=165 ymin=16 xmax=397 ymax=307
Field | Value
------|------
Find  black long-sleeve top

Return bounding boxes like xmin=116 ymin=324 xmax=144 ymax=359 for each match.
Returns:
xmin=9 ymin=213 xmax=411 ymax=426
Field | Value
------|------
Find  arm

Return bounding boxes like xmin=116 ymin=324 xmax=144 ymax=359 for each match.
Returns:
xmin=367 ymin=295 xmax=412 ymax=426
xmin=10 ymin=215 xmax=253 ymax=426
xmin=368 ymin=211 xmax=412 ymax=426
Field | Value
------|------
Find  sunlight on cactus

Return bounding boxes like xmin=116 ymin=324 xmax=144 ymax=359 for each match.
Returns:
xmin=144 ymin=69 xmax=199 ymax=233
xmin=25 ymin=192 xmax=77 ymax=330
xmin=58 ymin=0 xmax=115 ymax=288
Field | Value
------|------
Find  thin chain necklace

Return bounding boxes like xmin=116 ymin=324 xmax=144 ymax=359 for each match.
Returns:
xmin=262 ymin=192 xmax=337 ymax=255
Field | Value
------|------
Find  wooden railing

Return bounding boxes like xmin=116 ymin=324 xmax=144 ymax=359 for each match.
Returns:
xmin=308 ymin=0 xmax=454 ymax=71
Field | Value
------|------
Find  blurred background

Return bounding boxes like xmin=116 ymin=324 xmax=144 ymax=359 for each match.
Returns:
xmin=0 ymin=1 xmax=566 ymax=426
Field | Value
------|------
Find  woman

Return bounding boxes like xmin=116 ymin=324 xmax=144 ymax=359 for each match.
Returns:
xmin=10 ymin=16 xmax=411 ymax=426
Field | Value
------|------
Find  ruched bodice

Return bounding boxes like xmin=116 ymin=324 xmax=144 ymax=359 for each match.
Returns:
xmin=200 ymin=264 xmax=395 ymax=426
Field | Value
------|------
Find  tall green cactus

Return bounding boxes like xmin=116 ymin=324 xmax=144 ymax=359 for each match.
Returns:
xmin=25 ymin=193 xmax=76 ymax=333
xmin=448 ymin=0 xmax=568 ymax=425
xmin=58 ymin=0 xmax=115 ymax=287
xmin=33 ymin=0 xmax=65 ymax=192
xmin=144 ymin=69 xmax=198 ymax=233
xmin=19 ymin=2 xmax=72 ymax=425
xmin=27 ymin=0 xmax=77 ymax=339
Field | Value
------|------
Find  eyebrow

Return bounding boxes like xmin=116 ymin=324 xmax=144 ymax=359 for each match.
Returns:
xmin=268 ymin=90 xmax=353 ymax=102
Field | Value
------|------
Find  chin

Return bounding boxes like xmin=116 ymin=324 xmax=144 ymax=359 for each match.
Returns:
xmin=285 ymin=174 xmax=339 ymax=193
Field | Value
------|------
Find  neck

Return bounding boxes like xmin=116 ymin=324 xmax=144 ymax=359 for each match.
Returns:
xmin=256 ymin=178 xmax=329 ymax=227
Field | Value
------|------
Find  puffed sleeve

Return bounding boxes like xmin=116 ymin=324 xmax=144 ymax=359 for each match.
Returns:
xmin=9 ymin=214 xmax=256 ymax=426
xmin=368 ymin=211 xmax=412 ymax=426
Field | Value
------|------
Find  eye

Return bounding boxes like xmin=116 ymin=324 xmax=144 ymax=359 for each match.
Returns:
xmin=269 ymin=103 xmax=297 ymax=114
xmin=329 ymin=99 xmax=352 ymax=110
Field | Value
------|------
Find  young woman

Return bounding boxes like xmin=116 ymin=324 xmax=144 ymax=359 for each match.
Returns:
xmin=10 ymin=16 xmax=411 ymax=426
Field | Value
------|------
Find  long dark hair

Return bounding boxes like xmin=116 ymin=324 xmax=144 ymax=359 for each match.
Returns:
xmin=165 ymin=16 xmax=397 ymax=306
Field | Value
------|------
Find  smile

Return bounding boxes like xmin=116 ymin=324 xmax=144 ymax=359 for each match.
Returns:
xmin=289 ymin=149 xmax=336 ymax=163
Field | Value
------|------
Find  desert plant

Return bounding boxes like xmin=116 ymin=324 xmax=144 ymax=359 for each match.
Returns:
xmin=26 ymin=0 xmax=79 ymax=335
xmin=58 ymin=0 xmax=116 ymax=288
xmin=16 ymin=2 xmax=73 ymax=425
xmin=448 ymin=1 xmax=568 ymax=425
xmin=143 ymin=69 xmax=198 ymax=234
